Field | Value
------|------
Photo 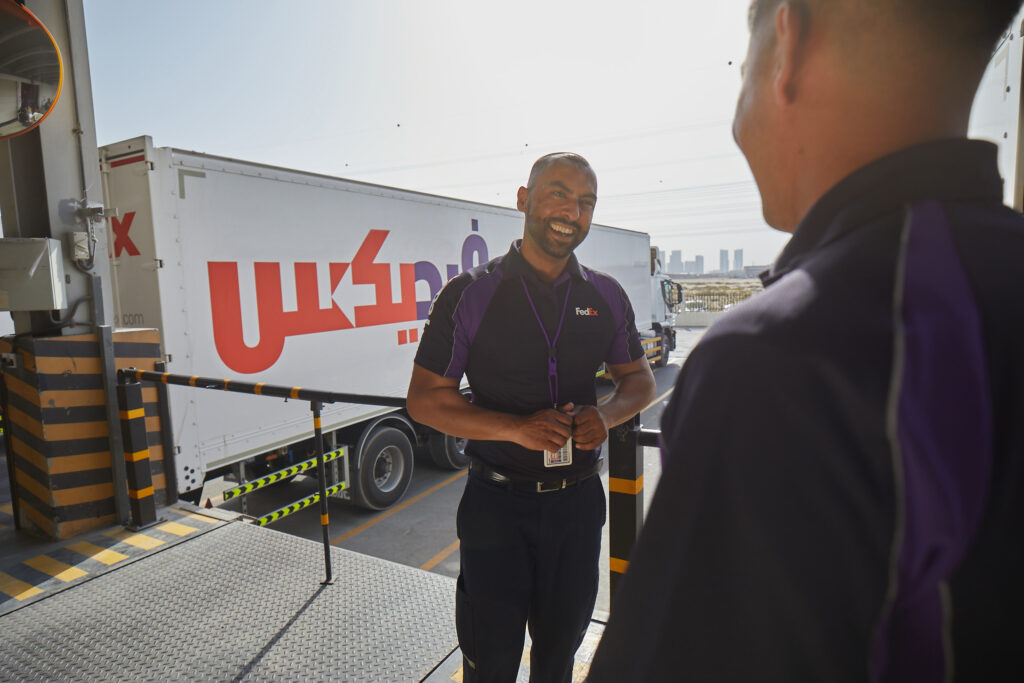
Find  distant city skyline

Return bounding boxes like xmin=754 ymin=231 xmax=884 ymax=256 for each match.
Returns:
xmin=662 ymin=245 xmax=760 ymax=275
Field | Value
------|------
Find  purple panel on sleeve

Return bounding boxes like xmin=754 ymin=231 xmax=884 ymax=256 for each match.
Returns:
xmin=588 ymin=270 xmax=641 ymax=364
xmin=444 ymin=266 xmax=503 ymax=378
xmin=873 ymin=201 xmax=993 ymax=682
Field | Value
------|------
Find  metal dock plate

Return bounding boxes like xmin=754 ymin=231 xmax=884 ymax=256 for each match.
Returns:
xmin=0 ymin=521 xmax=458 ymax=682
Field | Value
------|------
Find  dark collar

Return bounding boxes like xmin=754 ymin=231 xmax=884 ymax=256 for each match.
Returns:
xmin=502 ymin=239 xmax=587 ymax=286
xmin=762 ymin=139 xmax=1003 ymax=286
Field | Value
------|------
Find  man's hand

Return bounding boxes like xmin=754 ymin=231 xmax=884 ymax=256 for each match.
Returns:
xmin=510 ymin=407 xmax=574 ymax=452
xmin=568 ymin=404 xmax=609 ymax=450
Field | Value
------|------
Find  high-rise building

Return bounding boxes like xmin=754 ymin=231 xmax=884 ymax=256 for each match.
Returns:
xmin=733 ymin=249 xmax=744 ymax=271
xmin=720 ymin=249 xmax=729 ymax=273
xmin=695 ymin=255 xmax=704 ymax=275
xmin=669 ymin=250 xmax=683 ymax=273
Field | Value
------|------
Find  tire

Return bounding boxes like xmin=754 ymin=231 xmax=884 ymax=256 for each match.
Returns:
xmin=351 ymin=426 xmax=414 ymax=510
xmin=428 ymin=433 xmax=470 ymax=470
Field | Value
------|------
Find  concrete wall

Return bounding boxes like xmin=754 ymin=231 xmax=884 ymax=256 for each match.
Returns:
xmin=675 ymin=311 xmax=722 ymax=327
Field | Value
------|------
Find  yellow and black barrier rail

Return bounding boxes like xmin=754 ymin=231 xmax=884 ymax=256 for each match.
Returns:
xmin=116 ymin=367 xmax=407 ymax=586
xmin=607 ymin=417 xmax=660 ymax=598
xmin=118 ymin=369 xmax=407 ymax=408
xmin=255 ymin=481 xmax=347 ymax=527
xmin=221 ymin=447 xmax=346 ymax=502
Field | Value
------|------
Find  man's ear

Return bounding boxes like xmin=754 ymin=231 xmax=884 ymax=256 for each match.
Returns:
xmin=516 ymin=186 xmax=528 ymax=211
xmin=773 ymin=1 xmax=809 ymax=104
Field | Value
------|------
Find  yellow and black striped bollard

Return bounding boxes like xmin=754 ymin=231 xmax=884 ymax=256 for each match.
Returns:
xmin=116 ymin=370 xmax=157 ymax=528
xmin=608 ymin=415 xmax=644 ymax=598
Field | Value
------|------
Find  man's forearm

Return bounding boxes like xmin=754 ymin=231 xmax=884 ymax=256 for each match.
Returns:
xmin=408 ymin=386 xmax=519 ymax=442
xmin=598 ymin=370 xmax=657 ymax=429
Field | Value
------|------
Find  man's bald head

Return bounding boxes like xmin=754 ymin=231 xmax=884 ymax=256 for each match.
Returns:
xmin=527 ymin=153 xmax=596 ymax=191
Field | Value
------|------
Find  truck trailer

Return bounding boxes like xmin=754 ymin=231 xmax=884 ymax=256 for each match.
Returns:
xmin=98 ymin=136 xmax=680 ymax=510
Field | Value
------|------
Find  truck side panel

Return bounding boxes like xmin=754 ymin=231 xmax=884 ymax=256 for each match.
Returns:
xmin=101 ymin=139 xmax=655 ymax=495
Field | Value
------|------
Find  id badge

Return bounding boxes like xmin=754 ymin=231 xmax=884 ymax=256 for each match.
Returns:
xmin=544 ymin=437 xmax=573 ymax=467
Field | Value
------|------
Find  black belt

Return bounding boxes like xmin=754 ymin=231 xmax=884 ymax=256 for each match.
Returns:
xmin=469 ymin=458 xmax=603 ymax=493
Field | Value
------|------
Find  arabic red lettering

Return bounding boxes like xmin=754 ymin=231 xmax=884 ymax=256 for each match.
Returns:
xmin=209 ymin=261 xmax=354 ymax=374
xmin=351 ymin=230 xmax=417 ymax=327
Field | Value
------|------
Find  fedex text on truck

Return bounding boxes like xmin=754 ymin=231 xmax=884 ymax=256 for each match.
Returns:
xmin=208 ymin=220 xmax=490 ymax=374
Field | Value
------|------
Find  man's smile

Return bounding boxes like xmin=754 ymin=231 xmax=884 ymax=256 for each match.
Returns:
xmin=549 ymin=220 xmax=578 ymax=237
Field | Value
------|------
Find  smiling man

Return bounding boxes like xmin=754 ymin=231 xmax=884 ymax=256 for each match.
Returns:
xmin=587 ymin=1 xmax=1024 ymax=681
xmin=407 ymin=153 xmax=655 ymax=682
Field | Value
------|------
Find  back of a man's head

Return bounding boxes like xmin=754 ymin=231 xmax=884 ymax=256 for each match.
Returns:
xmin=749 ymin=0 xmax=1022 ymax=68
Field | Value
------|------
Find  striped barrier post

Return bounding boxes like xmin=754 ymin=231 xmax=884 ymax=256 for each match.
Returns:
xmin=311 ymin=400 xmax=333 ymax=585
xmin=607 ymin=415 xmax=644 ymax=599
xmin=115 ymin=371 xmax=157 ymax=529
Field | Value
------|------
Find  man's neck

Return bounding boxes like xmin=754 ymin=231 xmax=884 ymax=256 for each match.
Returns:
xmin=520 ymin=240 xmax=569 ymax=284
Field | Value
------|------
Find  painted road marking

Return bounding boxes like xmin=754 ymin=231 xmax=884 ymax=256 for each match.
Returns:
xmin=103 ymin=528 xmax=165 ymax=551
xmin=67 ymin=542 xmax=129 ymax=566
xmin=156 ymin=521 xmax=198 ymax=537
xmin=421 ymin=539 xmax=460 ymax=572
xmin=0 ymin=571 xmax=43 ymax=601
xmin=0 ymin=503 xmax=13 ymax=515
xmin=332 ymin=470 xmax=467 ymax=545
xmin=177 ymin=511 xmax=219 ymax=524
xmin=23 ymin=555 xmax=88 ymax=582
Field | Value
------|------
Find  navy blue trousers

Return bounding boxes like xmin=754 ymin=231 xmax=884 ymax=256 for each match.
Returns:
xmin=455 ymin=472 xmax=606 ymax=683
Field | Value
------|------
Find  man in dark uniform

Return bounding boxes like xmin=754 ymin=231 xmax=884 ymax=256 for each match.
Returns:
xmin=588 ymin=1 xmax=1024 ymax=681
xmin=407 ymin=152 xmax=656 ymax=682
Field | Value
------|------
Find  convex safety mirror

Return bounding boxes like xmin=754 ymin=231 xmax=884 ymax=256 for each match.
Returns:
xmin=0 ymin=0 xmax=62 ymax=140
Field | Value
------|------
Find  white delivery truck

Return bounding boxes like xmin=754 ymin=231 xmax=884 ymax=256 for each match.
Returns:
xmin=98 ymin=136 xmax=680 ymax=509
xmin=968 ymin=8 xmax=1024 ymax=212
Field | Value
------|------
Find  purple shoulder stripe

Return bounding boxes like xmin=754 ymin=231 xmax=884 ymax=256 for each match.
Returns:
xmin=873 ymin=200 xmax=993 ymax=682
xmin=444 ymin=265 xmax=504 ymax=378
xmin=586 ymin=268 xmax=641 ymax=364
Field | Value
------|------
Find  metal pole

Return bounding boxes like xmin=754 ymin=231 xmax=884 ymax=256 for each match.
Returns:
xmin=153 ymin=360 xmax=177 ymax=502
xmin=311 ymin=400 xmax=333 ymax=585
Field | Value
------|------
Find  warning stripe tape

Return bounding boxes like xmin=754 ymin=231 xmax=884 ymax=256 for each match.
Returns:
xmin=220 ymin=447 xmax=346 ymax=501
xmin=255 ymin=482 xmax=347 ymax=526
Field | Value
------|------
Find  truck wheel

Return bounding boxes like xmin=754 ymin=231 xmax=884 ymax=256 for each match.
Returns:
xmin=428 ymin=433 xmax=470 ymax=470
xmin=352 ymin=426 xmax=414 ymax=510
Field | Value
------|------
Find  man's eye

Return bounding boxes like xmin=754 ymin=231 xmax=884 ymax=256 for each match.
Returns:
xmin=553 ymin=190 xmax=565 ymax=197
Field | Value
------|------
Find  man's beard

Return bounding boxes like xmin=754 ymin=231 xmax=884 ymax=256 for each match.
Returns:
xmin=524 ymin=215 xmax=585 ymax=259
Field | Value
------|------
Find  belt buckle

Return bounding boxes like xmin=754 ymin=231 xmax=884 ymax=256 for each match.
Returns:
xmin=536 ymin=478 xmax=567 ymax=493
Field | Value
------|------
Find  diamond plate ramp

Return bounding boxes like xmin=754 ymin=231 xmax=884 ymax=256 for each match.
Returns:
xmin=0 ymin=522 xmax=457 ymax=682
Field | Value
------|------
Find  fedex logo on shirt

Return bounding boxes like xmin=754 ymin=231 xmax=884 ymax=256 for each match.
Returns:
xmin=575 ymin=307 xmax=599 ymax=317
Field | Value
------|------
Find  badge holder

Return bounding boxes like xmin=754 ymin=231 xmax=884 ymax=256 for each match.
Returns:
xmin=544 ymin=437 xmax=573 ymax=468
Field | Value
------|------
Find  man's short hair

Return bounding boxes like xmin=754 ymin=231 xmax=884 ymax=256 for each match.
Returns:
xmin=748 ymin=0 xmax=1023 ymax=59
xmin=527 ymin=153 xmax=596 ymax=189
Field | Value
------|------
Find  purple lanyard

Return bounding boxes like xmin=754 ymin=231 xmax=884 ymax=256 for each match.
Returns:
xmin=520 ymin=276 xmax=573 ymax=408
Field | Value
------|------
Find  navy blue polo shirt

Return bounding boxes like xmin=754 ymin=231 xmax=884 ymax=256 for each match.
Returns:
xmin=415 ymin=240 xmax=644 ymax=478
xmin=586 ymin=139 xmax=1024 ymax=682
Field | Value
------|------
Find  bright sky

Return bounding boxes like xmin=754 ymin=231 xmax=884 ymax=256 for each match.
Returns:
xmin=81 ymin=0 xmax=791 ymax=269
